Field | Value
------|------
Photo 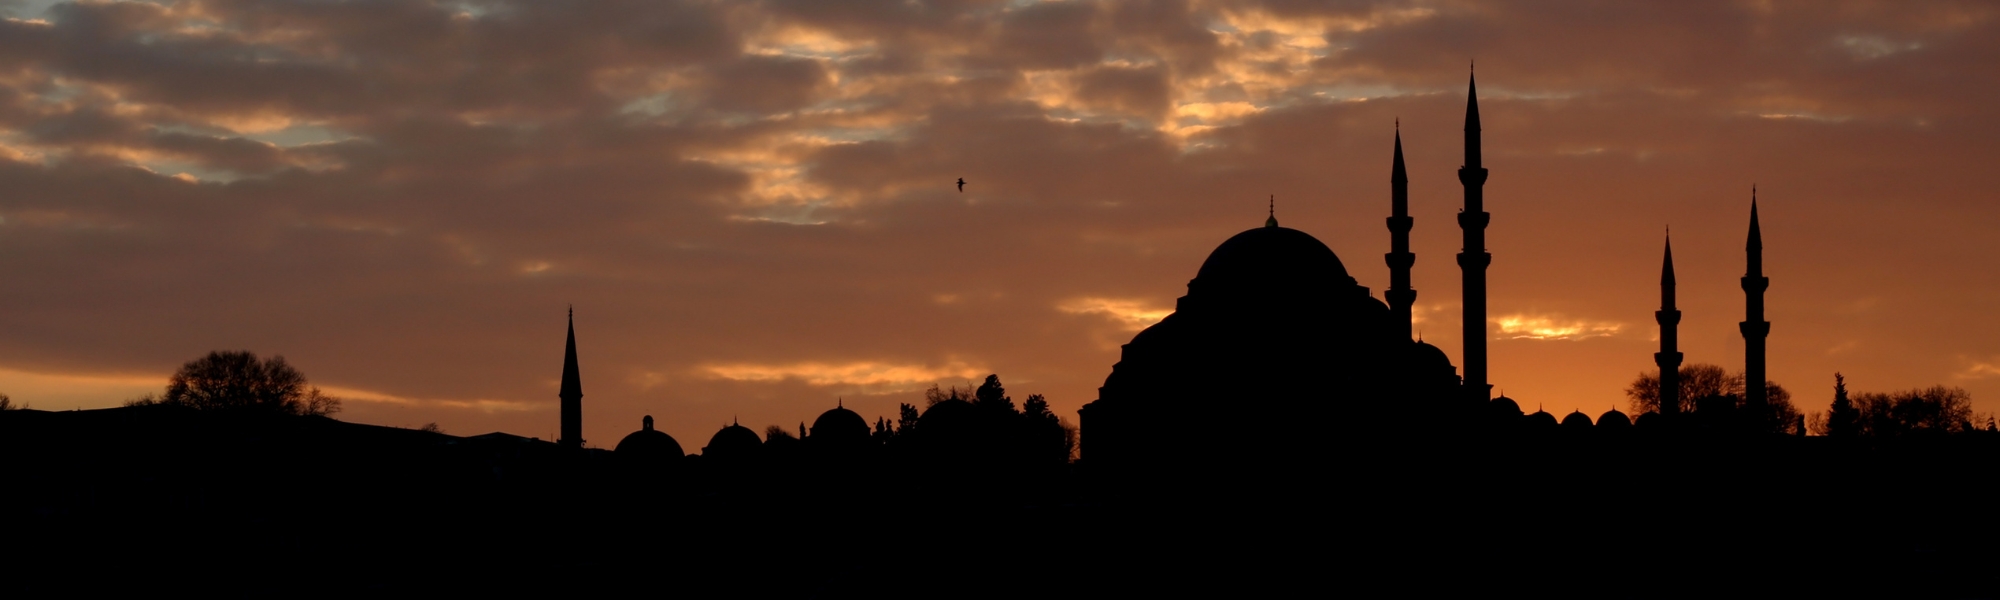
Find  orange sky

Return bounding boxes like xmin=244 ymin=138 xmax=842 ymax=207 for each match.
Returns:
xmin=2 ymin=0 xmax=1998 ymax=449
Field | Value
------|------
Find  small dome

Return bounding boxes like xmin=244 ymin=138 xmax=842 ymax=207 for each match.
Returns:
xmin=1524 ymin=409 xmax=1559 ymax=429
xmin=1192 ymin=226 xmax=1354 ymax=291
xmin=1598 ymin=408 xmax=1633 ymax=429
xmin=615 ymin=415 xmax=685 ymax=459
xmin=1561 ymin=410 xmax=1594 ymax=429
xmin=1489 ymin=396 xmax=1522 ymax=418
xmin=1633 ymin=412 xmax=1661 ymax=429
xmin=810 ymin=401 xmax=871 ymax=445
xmin=703 ymin=421 xmax=762 ymax=458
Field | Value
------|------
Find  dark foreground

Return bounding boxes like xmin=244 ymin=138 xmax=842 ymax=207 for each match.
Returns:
xmin=4 ymin=405 xmax=1996 ymax=597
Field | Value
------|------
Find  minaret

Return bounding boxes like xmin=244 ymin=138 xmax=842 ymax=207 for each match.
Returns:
xmin=1655 ymin=232 xmax=1683 ymax=415
xmin=1385 ymin=122 xmax=1417 ymax=341
xmin=559 ymin=306 xmax=584 ymax=449
xmin=1457 ymin=69 xmax=1492 ymax=400
xmin=1741 ymin=189 xmax=1770 ymax=411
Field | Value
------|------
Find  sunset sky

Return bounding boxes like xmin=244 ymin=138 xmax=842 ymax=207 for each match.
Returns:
xmin=3 ymin=0 xmax=1997 ymax=448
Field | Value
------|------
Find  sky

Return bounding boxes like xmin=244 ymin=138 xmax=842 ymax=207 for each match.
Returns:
xmin=2 ymin=0 xmax=1998 ymax=449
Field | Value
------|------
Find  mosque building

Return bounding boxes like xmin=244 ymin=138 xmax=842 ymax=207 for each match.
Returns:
xmin=563 ymin=73 xmax=1782 ymax=468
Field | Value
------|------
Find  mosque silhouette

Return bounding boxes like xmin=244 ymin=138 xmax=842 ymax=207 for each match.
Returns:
xmin=585 ymin=73 xmax=1786 ymax=470
xmin=8 ymin=75 xmax=1998 ymax=597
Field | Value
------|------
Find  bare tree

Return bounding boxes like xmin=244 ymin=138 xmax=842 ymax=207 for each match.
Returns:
xmin=162 ymin=351 xmax=342 ymax=416
xmin=1626 ymin=363 xmax=1798 ymax=432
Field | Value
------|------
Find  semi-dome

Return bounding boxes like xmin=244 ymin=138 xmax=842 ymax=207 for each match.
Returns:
xmin=615 ymin=415 xmax=685 ymax=460
xmin=810 ymin=401 xmax=871 ymax=446
xmin=1561 ymin=410 xmax=1594 ymax=429
xmin=1192 ymin=226 xmax=1354 ymax=290
xmin=1598 ymin=408 xmax=1633 ymax=429
xmin=703 ymin=420 xmax=762 ymax=458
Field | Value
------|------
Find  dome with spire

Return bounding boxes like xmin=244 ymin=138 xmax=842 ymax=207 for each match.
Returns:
xmin=1561 ymin=410 xmax=1594 ymax=429
xmin=703 ymin=419 xmax=762 ymax=459
xmin=615 ymin=415 xmax=684 ymax=461
xmin=810 ymin=400 xmax=871 ymax=448
xmin=1524 ymin=407 xmax=1559 ymax=430
xmin=1598 ymin=408 xmax=1633 ymax=430
xmin=1191 ymin=226 xmax=1356 ymax=295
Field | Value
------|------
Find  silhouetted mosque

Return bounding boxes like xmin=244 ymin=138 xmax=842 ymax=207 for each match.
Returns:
xmin=569 ymin=72 xmax=1780 ymax=469
xmin=1078 ymin=78 xmax=1487 ymax=468
xmin=1076 ymin=73 xmax=1781 ymax=466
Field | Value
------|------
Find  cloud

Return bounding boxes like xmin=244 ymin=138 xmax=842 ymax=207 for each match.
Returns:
xmin=1492 ymin=314 xmax=1624 ymax=341
xmin=1955 ymin=358 xmax=2000 ymax=380
xmin=1058 ymin=297 xmax=1174 ymax=330
xmin=698 ymin=359 xmax=988 ymax=391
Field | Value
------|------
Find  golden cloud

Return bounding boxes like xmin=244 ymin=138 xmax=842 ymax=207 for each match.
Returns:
xmin=698 ymin=359 xmax=987 ymax=389
xmin=1492 ymin=313 xmax=1624 ymax=340
xmin=1058 ymin=297 xmax=1173 ymax=330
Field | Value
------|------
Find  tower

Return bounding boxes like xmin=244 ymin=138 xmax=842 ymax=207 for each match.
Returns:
xmin=1741 ymin=189 xmax=1769 ymax=411
xmin=1456 ymin=70 xmax=1492 ymax=400
xmin=1655 ymin=233 xmax=1683 ymax=415
xmin=559 ymin=306 xmax=584 ymax=448
xmin=1385 ymin=122 xmax=1417 ymax=341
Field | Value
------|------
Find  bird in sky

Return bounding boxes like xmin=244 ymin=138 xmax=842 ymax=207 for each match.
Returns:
xmin=956 ymin=177 xmax=965 ymax=192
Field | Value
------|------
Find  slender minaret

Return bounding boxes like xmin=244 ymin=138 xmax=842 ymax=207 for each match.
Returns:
xmin=559 ymin=306 xmax=584 ymax=448
xmin=1457 ymin=70 xmax=1492 ymax=400
xmin=1385 ymin=121 xmax=1416 ymax=341
xmin=1741 ymin=188 xmax=1769 ymax=411
xmin=1656 ymin=232 xmax=1683 ymax=415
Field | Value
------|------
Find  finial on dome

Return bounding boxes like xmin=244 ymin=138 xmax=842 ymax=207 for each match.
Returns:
xmin=642 ymin=415 xmax=654 ymax=431
xmin=1265 ymin=195 xmax=1278 ymax=228
xmin=837 ymin=397 xmax=844 ymax=408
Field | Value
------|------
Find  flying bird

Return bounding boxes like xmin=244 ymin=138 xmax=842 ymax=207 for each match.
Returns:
xmin=956 ymin=178 xmax=965 ymax=192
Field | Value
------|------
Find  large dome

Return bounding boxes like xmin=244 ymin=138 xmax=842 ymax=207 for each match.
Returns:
xmin=1192 ymin=226 xmax=1354 ymax=288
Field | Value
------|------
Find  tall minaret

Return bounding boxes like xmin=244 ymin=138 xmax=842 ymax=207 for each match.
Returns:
xmin=1656 ymin=232 xmax=1683 ymax=415
xmin=559 ymin=306 xmax=584 ymax=448
xmin=1456 ymin=70 xmax=1492 ymax=400
xmin=1741 ymin=189 xmax=1769 ymax=411
xmin=1385 ymin=121 xmax=1416 ymax=341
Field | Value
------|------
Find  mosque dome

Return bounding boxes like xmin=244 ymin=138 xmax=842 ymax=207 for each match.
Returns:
xmin=615 ymin=415 xmax=685 ymax=460
xmin=1191 ymin=226 xmax=1355 ymax=293
xmin=810 ymin=401 xmax=871 ymax=445
xmin=1633 ymin=412 xmax=1661 ymax=430
xmin=1490 ymin=396 xmax=1523 ymax=419
xmin=1598 ymin=408 xmax=1633 ymax=429
xmin=1561 ymin=410 xmax=1594 ymax=429
xmin=1524 ymin=409 xmax=1559 ymax=430
xmin=703 ymin=421 xmax=762 ymax=458
xmin=1409 ymin=339 xmax=1452 ymax=368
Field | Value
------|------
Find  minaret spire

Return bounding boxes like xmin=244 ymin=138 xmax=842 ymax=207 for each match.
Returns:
xmin=1385 ymin=122 xmax=1417 ymax=341
xmin=1741 ymin=187 xmax=1770 ymax=415
xmin=559 ymin=306 xmax=584 ymax=448
xmin=1457 ymin=68 xmax=1493 ymax=402
xmin=1656 ymin=231 xmax=1683 ymax=416
xmin=1265 ymin=194 xmax=1278 ymax=228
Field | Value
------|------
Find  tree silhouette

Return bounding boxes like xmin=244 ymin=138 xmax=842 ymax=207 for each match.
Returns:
xmin=1625 ymin=364 xmax=1735 ymax=414
xmin=161 ymin=351 xmax=341 ymax=416
xmin=974 ymin=374 xmax=1015 ymax=413
xmin=0 ymin=393 xmax=21 ymax=411
xmin=1853 ymin=386 xmax=1975 ymax=437
xmin=1626 ymin=363 xmax=1797 ymax=432
xmin=1824 ymin=373 xmax=1861 ymax=438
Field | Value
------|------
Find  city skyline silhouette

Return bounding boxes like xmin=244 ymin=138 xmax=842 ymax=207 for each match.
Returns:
xmin=4 ymin=4 xmax=2000 ymax=566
